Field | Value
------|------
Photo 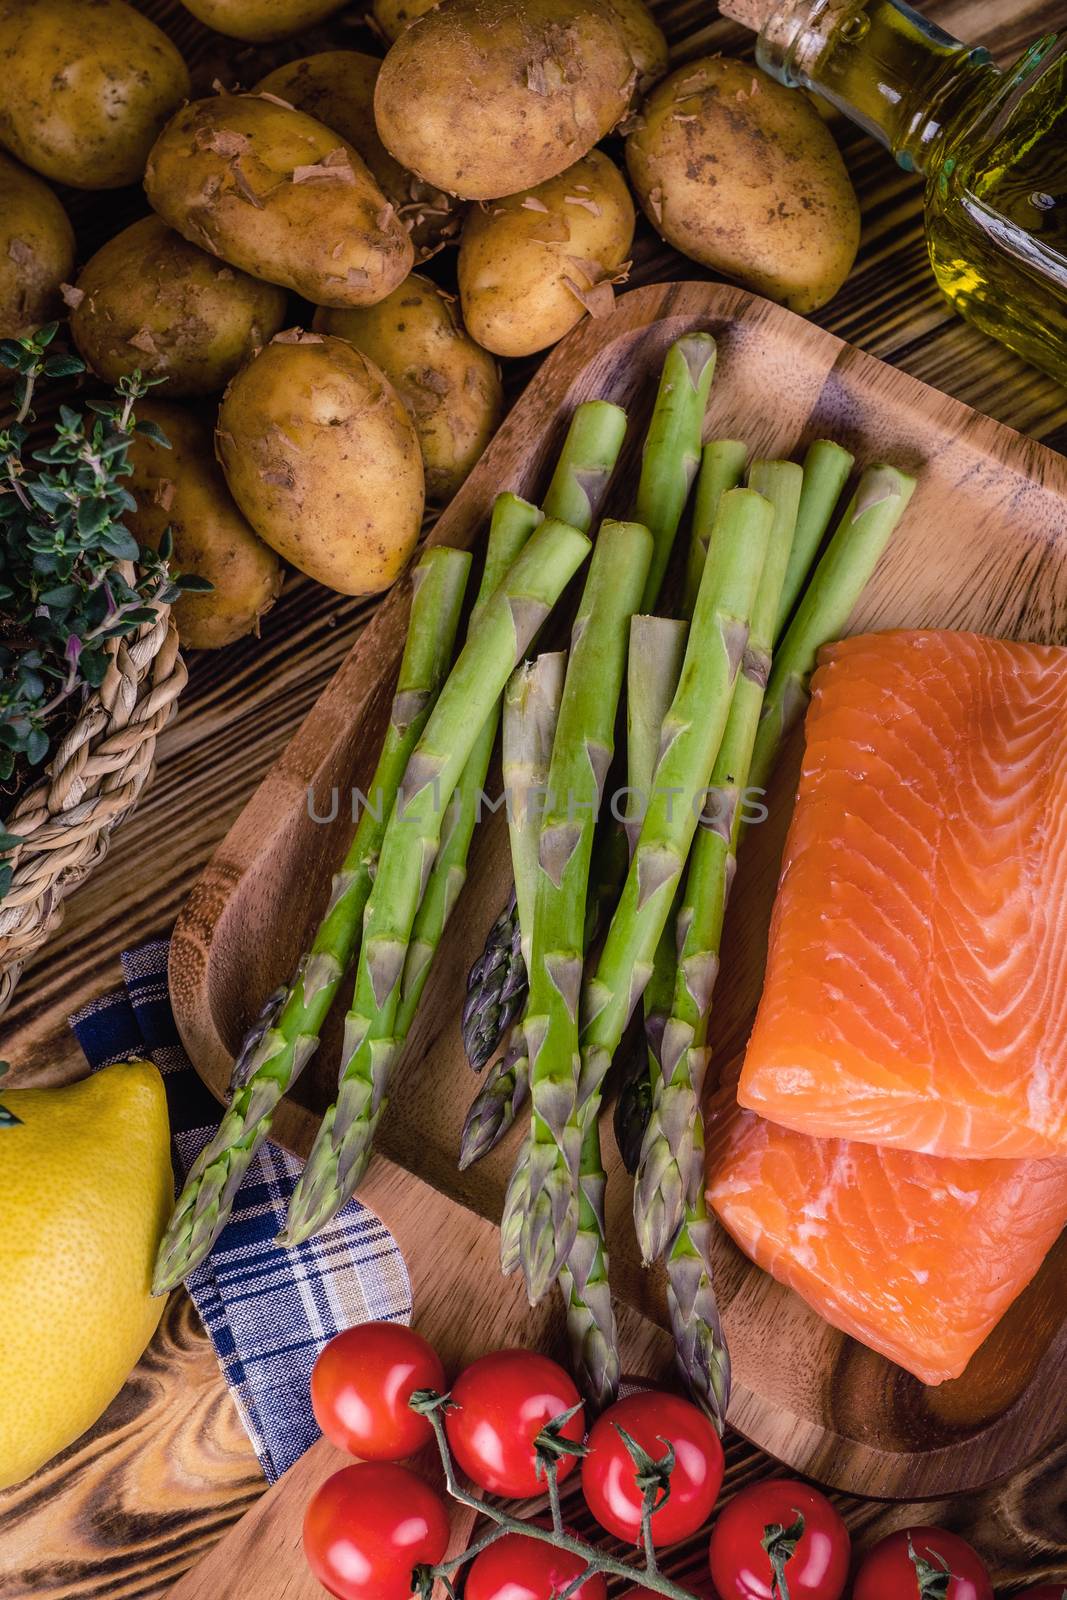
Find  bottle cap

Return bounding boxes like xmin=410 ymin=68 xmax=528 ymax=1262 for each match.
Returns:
xmin=719 ymin=0 xmax=773 ymax=28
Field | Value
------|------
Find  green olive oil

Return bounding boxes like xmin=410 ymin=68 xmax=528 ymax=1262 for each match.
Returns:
xmin=726 ymin=0 xmax=1067 ymax=385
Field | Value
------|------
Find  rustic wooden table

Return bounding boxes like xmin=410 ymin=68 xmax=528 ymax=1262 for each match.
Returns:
xmin=2 ymin=1 xmax=1067 ymax=1595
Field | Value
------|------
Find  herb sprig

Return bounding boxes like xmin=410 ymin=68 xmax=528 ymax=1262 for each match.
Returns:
xmin=0 ymin=324 xmax=209 ymax=898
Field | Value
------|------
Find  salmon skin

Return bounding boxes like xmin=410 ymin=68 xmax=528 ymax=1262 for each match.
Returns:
xmin=738 ymin=629 xmax=1067 ymax=1160
xmin=705 ymin=1088 xmax=1067 ymax=1385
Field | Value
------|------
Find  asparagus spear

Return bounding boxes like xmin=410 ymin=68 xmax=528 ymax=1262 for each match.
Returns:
xmin=542 ymin=400 xmax=628 ymax=531
xmin=458 ymin=1029 xmax=531 ymax=1170
xmin=461 ymin=401 xmax=628 ymax=1070
xmin=461 ymin=897 xmax=525 ymax=1073
xmin=511 ymin=521 xmax=653 ymax=1302
xmin=647 ymin=461 xmax=802 ymax=1431
xmin=775 ymin=439 xmax=854 ymax=636
xmin=623 ymin=615 xmax=688 ymax=857
xmin=504 ymin=654 xmax=568 ymax=968
xmin=614 ymin=615 xmax=688 ymax=1174
xmin=558 ymin=1115 xmax=620 ymax=1411
xmin=490 ymin=649 xmax=621 ymax=1403
xmin=151 ymin=544 xmax=471 ymax=1293
xmin=280 ymin=517 xmax=592 ymax=1245
xmin=456 ymin=653 xmax=566 ymax=1170
xmin=393 ymin=497 xmax=543 ymax=1048
xmin=633 ymin=333 xmax=718 ymax=611
xmin=747 ymin=464 xmax=917 ymax=798
xmin=681 ymin=440 xmax=748 ymax=619
xmin=633 ymin=461 xmax=801 ymax=1266
xmin=517 ymin=490 xmax=772 ymax=1300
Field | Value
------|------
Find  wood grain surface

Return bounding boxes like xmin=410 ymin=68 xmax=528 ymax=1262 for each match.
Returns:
xmin=2 ymin=0 xmax=1067 ymax=1595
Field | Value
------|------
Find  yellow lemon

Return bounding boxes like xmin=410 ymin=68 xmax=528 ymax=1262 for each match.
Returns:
xmin=0 ymin=1059 xmax=173 ymax=1490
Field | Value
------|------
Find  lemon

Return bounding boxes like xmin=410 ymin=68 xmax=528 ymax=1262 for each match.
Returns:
xmin=0 ymin=1059 xmax=173 ymax=1490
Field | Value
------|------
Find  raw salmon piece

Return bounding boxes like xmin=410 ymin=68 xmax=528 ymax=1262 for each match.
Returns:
xmin=705 ymin=1088 xmax=1067 ymax=1385
xmin=738 ymin=629 xmax=1067 ymax=1159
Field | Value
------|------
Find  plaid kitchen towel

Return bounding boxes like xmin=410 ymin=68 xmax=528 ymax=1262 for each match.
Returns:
xmin=69 ymin=938 xmax=412 ymax=1483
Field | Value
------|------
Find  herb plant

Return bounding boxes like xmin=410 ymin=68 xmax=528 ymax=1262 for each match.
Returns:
xmin=0 ymin=323 xmax=209 ymax=898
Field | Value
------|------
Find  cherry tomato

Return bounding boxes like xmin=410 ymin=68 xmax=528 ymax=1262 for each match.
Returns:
xmin=853 ymin=1528 xmax=992 ymax=1600
xmin=445 ymin=1349 xmax=584 ymax=1498
xmin=581 ymin=1391 xmax=724 ymax=1547
xmin=707 ymin=1479 xmax=849 ymax=1600
xmin=465 ymin=1531 xmax=607 ymax=1600
xmin=311 ymin=1321 xmax=446 ymax=1460
xmin=303 ymin=1462 xmax=449 ymax=1600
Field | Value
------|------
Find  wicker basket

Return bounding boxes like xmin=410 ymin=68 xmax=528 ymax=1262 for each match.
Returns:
xmin=0 ymin=605 xmax=187 ymax=1015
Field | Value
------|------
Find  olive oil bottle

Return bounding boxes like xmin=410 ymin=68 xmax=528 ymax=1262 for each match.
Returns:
xmin=722 ymin=0 xmax=1067 ymax=386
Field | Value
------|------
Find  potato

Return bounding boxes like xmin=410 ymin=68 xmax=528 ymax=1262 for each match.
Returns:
xmin=0 ymin=153 xmax=74 ymax=341
xmin=458 ymin=150 xmax=634 ymax=359
xmin=371 ymin=0 xmax=436 ymax=41
xmin=177 ymin=0 xmax=345 ymax=42
xmin=372 ymin=0 xmax=666 ymax=91
xmin=314 ymin=275 xmax=501 ymax=501
xmin=68 ymin=216 xmax=288 ymax=399
xmin=0 ymin=0 xmax=189 ymax=190
xmin=626 ymin=57 xmax=860 ymax=314
xmin=125 ymin=401 xmax=283 ymax=650
xmin=374 ymin=0 xmax=634 ymax=201
xmin=606 ymin=0 xmax=668 ymax=94
xmin=255 ymin=53 xmax=462 ymax=261
xmin=145 ymin=95 xmax=415 ymax=309
xmin=216 ymin=331 xmax=424 ymax=596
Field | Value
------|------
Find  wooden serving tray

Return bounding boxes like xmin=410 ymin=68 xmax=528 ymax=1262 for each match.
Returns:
xmin=170 ymin=280 xmax=1067 ymax=1502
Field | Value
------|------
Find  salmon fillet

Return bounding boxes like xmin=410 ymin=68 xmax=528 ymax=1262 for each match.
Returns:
xmin=705 ymin=1088 xmax=1067 ymax=1384
xmin=737 ymin=629 xmax=1067 ymax=1159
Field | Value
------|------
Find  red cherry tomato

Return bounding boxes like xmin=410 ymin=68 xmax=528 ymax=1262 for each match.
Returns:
xmin=707 ymin=1479 xmax=850 ymax=1600
xmin=303 ymin=1462 xmax=449 ymax=1600
xmin=465 ymin=1531 xmax=607 ymax=1600
xmin=445 ymin=1349 xmax=584 ymax=1498
xmin=581 ymin=1391 xmax=724 ymax=1548
xmin=311 ymin=1321 xmax=446 ymax=1460
xmin=853 ymin=1528 xmax=992 ymax=1600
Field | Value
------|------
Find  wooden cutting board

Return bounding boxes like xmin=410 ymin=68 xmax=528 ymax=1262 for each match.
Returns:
xmin=170 ymin=279 xmax=1067 ymax=1503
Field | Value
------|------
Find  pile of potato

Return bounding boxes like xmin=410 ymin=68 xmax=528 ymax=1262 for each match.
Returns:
xmin=0 ymin=0 xmax=861 ymax=648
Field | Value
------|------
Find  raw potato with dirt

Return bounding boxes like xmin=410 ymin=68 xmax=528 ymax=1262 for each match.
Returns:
xmin=125 ymin=400 xmax=284 ymax=651
xmin=626 ymin=56 xmax=861 ymax=313
xmin=314 ymin=275 xmax=503 ymax=501
xmin=255 ymin=52 xmax=462 ymax=260
xmin=69 ymin=216 xmax=288 ymax=399
xmin=145 ymin=95 xmax=414 ymax=309
xmin=0 ymin=153 xmax=74 ymax=341
xmin=458 ymin=150 xmax=635 ymax=357
xmin=0 ymin=0 xmax=189 ymax=190
xmin=215 ymin=331 xmax=425 ymax=597
xmin=371 ymin=0 xmax=667 ymax=91
xmin=373 ymin=0 xmax=636 ymax=200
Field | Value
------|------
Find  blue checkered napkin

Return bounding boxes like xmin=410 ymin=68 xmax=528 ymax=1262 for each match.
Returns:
xmin=69 ymin=939 xmax=412 ymax=1483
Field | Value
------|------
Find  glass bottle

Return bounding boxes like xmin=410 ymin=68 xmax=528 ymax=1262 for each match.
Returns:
xmin=723 ymin=0 xmax=1067 ymax=387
